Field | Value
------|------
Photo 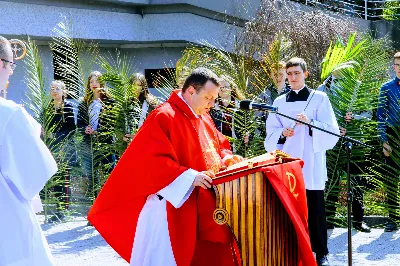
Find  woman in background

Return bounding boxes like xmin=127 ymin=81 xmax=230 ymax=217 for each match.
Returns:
xmin=77 ymin=71 xmax=115 ymax=225
xmin=46 ymin=80 xmax=76 ymax=222
xmin=123 ymin=73 xmax=160 ymax=142
xmin=210 ymin=75 xmax=245 ymax=140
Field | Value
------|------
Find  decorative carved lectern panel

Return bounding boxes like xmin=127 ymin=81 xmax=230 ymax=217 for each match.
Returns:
xmin=213 ymin=152 xmax=299 ymax=266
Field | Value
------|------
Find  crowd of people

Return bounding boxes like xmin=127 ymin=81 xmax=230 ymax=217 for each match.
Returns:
xmin=1 ymin=33 xmax=400 ymax=266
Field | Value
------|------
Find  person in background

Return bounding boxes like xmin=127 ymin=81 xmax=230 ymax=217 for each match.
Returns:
xmin=123 ymin=73 xmax=161 ymax=143
xmin=210 ymin=75 xmax=245 ymax=139
xmin=377 ymin=51 xmax=400 ymax=232
xmin=319 ymin=71 xmax=371 ymax=233
xmin=77 ymin=71 xmax=115 ymax=225
xmin=257 ymin=61 xmax=290 ymax=138
xmin=46 ymin=80 xmax=76 ymax=223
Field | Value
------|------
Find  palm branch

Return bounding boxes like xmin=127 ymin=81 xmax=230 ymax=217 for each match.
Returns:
xmin=50 ymin=16 xmax=99 ymax=100
xmin=23 ymin=38 xmax=72 ymax=222
xmin=50 ymin=16 xmax=107 ymax=206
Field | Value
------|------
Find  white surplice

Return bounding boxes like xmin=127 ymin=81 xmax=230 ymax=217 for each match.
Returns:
xmin=264 ymin=90 xmax=340 ymax=190
xmin=0 ymin=98 xmax=58 ymax=266
xmin=130 ymin=169 xmax=197 ymax=266
xmin=130 ymin=92 xmax=199 ymax=266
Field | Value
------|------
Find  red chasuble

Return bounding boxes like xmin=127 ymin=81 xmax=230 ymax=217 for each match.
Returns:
xmin=88 ymin=90 xmax=240 ymax=266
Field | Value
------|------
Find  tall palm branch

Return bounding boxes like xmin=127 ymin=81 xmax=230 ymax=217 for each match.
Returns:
xmin=50 ymin=16 xmax=99 ymax=99
xmin=50 ymin=17 xmax=105 ymax=205
xmin=23 ymin=38 xmax=71 ymax=221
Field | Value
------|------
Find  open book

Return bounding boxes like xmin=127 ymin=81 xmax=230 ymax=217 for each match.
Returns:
xmin=216 ymin=150 xmax=294 ymax=178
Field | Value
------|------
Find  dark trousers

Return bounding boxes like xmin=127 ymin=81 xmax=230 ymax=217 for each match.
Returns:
xmin=53 ymin=170 xmax=71 ymax=212
xmin=307 ymin=190 xmax=328 ymax=256
xmin=50 ymin=134 xmax=75 ymax=212
xmin=325 ymin=174 xmax=365 ymax=223
xmin=385 ymin=155 xmax=400 ymax=221
xmin=384 ymin=127 xmax=400 ymax=221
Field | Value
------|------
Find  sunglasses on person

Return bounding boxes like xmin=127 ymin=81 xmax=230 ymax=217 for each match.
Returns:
xmin=0 ymin=58 xmax=17 ymax=71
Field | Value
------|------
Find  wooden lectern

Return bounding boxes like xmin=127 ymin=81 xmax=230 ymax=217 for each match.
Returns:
xmin=212 ymin=151 xmax=316 ymax=266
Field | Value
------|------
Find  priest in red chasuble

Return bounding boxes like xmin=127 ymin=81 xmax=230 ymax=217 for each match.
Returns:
xmin=88 ymin=68 xmax=243 ymax=266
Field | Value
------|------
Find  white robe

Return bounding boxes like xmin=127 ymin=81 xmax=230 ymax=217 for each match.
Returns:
xmin=0 ymin=98 xmax=58 ymax=266
xmin=130 ymin=92 xmax=200 ymax=266
xmin=264 ymin=90 xmax=340 ymax=190
xmin=130 ymin=169 xmax=197 ymax=266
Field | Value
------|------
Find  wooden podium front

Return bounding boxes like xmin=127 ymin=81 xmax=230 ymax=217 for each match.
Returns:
xmin=212 ymin=152 xmax=316 ymax=266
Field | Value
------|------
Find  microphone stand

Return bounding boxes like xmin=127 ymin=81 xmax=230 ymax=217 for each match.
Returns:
xmin=270 ymin=110 xmax=372 ymax=266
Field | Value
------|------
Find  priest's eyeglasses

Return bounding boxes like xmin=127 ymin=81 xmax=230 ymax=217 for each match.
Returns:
xmin=0 ymin=58 xmax=17 ymax=71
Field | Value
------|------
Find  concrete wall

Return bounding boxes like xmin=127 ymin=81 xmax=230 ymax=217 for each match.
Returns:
xmin=0 ymin=1 xmax=241 ymax=45
xmin=371 ymin=20 xmax=400 ymax=49
xmin=0 ymin=0 xmax=254 ymax=103
xmin=149 ymin=0 xmax=261 ymax=20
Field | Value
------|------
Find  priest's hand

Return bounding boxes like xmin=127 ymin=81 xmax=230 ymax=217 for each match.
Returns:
xmin=223 ymin=154 xmax=244 ymax=167
xmin=193 ymin=171 xmax=214 ymax=189
xmin=383 ymin=142 xmax=392 ymax=157
xmin=282 ymin=128 xmax=294 ymax=137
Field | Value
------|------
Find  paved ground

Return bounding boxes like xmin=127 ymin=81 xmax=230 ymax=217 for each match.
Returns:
xmin=41 ymin=216 xmax=400 ymax=266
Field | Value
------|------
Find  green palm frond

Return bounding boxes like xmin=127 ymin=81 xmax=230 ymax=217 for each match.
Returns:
xmin=320 ymin=32 xmax=365 ymax=81
xmin=152 ymin=66 xmax=177 ymax=100
xmin=253 ymin=37 xmax=293 ymax=95
xmin=98 ymin=50 xmax=141 ymax=156
xmin=24 ymin=38 xmax=51 ymax=123
xmin=323 ymin=33 xmax=392 ymax=225
xmin=23 ymin=38 xmax=73 ymax=221
xmin=50 ymin=16 xmax=99 ymax=99
xmin=50 ymin=16 xmax=107 ymax=205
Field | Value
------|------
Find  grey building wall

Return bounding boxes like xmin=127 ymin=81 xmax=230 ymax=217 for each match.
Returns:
xmin=371 ymin=20 xmax=400 ymax=49
xmin=0 ymin=0 xmax=260 ymax=103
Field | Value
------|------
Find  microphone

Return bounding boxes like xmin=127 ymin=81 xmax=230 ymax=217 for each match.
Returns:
xmin=239 ymin=100 xmax=278 ymax=112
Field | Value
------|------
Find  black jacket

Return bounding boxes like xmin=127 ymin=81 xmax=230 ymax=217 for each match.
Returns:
xmin=48 ymin=100 xmax=76 ymax=141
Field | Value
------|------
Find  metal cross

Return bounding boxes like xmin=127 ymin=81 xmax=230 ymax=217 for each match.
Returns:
xmin=11 ymin=43 xmax=22 ymax=58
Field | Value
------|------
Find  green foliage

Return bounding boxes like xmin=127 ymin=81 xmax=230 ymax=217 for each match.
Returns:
xmin=253 ymin=37 xmax=293 ymax=94
xmin=383 ymin=1 xmax=400 ymax=20
xmin=323 ymin=33 xmax=392 ymax=225
xmin=320 ymin=32 xmax=365 ymax=81
xmin=50 ymin=16 xmax=99 ymax=99
xmin=23 ymin=38 xmax=73 ymax=222
xmin=98 ymin=50 xmax=141 ymax=156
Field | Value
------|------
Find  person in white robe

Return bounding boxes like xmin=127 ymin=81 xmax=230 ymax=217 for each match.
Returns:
xmin=0 ymin=36 xmax=58 ymax=266
xmin=264 ymin=57 xmax=339 ymax=266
